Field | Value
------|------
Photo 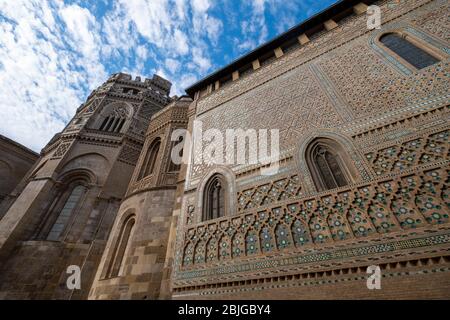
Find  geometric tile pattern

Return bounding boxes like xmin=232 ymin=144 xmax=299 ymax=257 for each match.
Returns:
xmin=173 ymin=0 xmax=450 ymax=298
xmin=181 ymin=166 xmax=449 ymax=267
xmin=365 ymin=129 xmax=449 ymax=175
xmin=176 ymin=229 xmax=450 ymax=281
xmin=237 ymin=175 xmax=302 ymax=213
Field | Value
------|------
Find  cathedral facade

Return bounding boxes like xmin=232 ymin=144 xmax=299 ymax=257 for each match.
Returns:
xmin=0 ymin=0 xmax=449 ymax=299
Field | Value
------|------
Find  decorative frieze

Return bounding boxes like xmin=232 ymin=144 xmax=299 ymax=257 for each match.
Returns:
xmin=181 ymin=166 xmax=449 ymax=268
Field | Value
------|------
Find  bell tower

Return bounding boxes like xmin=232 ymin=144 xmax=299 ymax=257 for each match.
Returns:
xmin=0 ymin=73 xmax=172 ymax=299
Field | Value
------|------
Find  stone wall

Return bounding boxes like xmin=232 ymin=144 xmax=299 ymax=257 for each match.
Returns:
xmin=0 ymin=135 xmax=38 ymax=218
xmin=88 ymin=189 xmax=177 ymax=299
xmin=0 ymin=73 xmax=172 ymax=299
xmin=89 ymin=98 xmax=191 ymax=299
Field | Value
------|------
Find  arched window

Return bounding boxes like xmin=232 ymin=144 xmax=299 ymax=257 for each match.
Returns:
xmin=380 ymin=33 xmax=440 ymax=69
xmin=99 ymin=116 xmax=126 ymax=133
xmin=306 ymin=138 xmax=356 ymax=192
xmin=47 ymin=184 xmax=87 ymax=241
xmin=107 ymin=215 xmax=135 ymax=278
xmin=203 ymin=174 xmax=227 ymax=221
xmin=138 ymin=138 xmax=161 ymax=180
xmin=97 ymin=104 xmax=131 ymax=133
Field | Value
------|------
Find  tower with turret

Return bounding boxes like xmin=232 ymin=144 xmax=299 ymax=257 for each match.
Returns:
xmin=89 ymin=95 xmax=192 ymax=299
xmin=0 ymin=73 xmax=172 ymax=299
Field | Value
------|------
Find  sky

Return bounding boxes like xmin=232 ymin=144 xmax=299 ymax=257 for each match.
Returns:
xmin=0 ymin=0 xmax=338 ymax=152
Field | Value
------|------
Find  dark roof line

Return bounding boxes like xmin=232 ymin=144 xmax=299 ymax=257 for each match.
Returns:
xmin=0 ymin=134 xmax=39 ymax=157
xmin=185 ymin=0 xmax=375 ymax=96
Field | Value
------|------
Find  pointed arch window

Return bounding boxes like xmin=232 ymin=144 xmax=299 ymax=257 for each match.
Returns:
xmin=379 ymin=33 xmax=440 ymax=70
xmin=97 ymin=104 xmax=131 ymax=133
xmin=107 ymin=215 xmax=135 ymax=278
xmin=203 ymin=174 xmax=227 ymax=221
xmin=138 ymin=138 xmax=161 ymax=180
xmin=47 ymin=184 xmax=87 ymax=241
xmin=99 ymin=116 xmax=126 ymax=133
xmin=306 ymin=138 xmax=357 ymax=192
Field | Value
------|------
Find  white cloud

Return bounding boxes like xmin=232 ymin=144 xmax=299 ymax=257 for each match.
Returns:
xmin=170 ymin=73 xmax=198 ymax=97
xmin=136 ymin=45 xmax=148 ymax=60
xmin=0 ymin=1 xmax=107 ymax=151
xmin=191 ymin=0 xmax=211 ymax=13
xmin=102 ymin=1 xmax=199 ymax=59
xmin=165 ymin=58 xmax=181 ymax=74
xmin=191 ymin=0 xmax=223 ymax=44
xmin=119 ymin=0 xmax=172 ymax=47
xmin=60 ymin=5 xmax=98 ymax=58
xmin=252 ymin=0 xmax=267 ymax=13
xmin=191 ymin=47 xmax=211 ymax=73
xmin=179 ymin=73 xmax=198 ymax=89
xmin=101 ymin=5 xmax=137 ymax=56
xmin=60 ymin=4 xmax=107 ymax=88
xmin=203 ymin=15 xmax=222 ymax=44
xmin=173 ymin=29 xmax=189 ymax=55
xmin=234 ymin=0 xmax=269 ymax=51
xmin=174 ymin=0 xmax=187 ymax=20
xmin=1 ymin=0 xmax=290 ymax=152
xmin=236 ymin=38 xmax=256 ymax=52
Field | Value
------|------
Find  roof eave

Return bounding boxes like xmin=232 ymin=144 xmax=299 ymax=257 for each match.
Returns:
xmin=185 ymin=0 xmax=375 ymax=97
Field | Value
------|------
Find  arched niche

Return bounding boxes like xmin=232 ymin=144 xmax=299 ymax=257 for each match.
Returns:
xmin=195 ymin=166 xmax=237 ymax=224
xmin=297 ymin=131 xmax=367 ymax=193
xmin=59 ymin=153 xmax=109 ymax=185
xmin=92 ymin=102 xmax=134 ymax=133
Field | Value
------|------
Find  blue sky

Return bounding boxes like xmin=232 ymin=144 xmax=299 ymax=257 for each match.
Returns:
xmin=0 ymin=0 xmax=338 ymax=152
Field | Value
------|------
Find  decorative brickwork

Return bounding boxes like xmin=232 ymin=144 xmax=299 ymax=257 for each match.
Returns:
xmin=365 ymin=129 xmax=449 ymax=175
xmin=237 ymin=175 xmax=303 ymax=213
xmin=173 ymin=0 xmax=450 ymax=300
xmin=50 ymin=142 xmax=71 ymax=159
xmin=1 ymin=0 xmax=449 ymax=300
xmin=180 ymin=166 xmax=449 ymax=267
xmin=118 ymin=143 xmax=142 ymax=166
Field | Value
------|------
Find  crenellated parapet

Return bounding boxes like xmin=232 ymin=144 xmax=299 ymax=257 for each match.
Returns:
xmin=38 ymin=73 xmax=173 ymax=166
